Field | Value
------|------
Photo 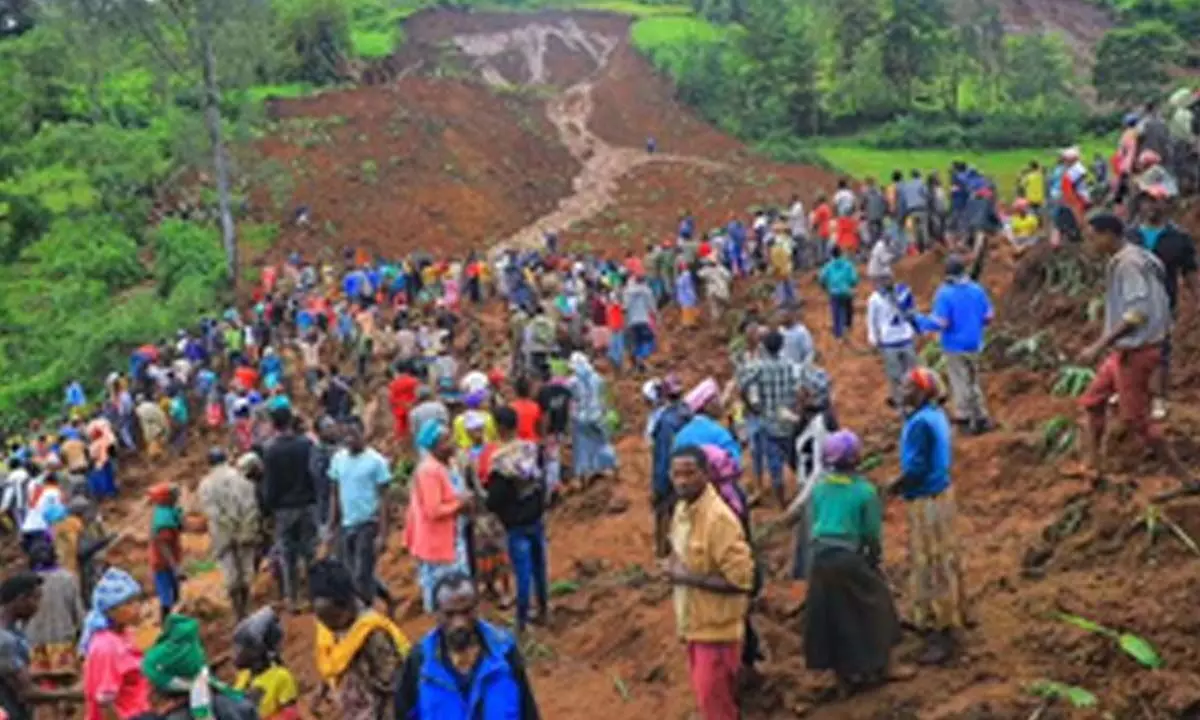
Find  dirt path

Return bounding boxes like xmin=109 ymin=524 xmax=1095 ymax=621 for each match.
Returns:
xmin=452 ymin=19 xmax=727 ymax=256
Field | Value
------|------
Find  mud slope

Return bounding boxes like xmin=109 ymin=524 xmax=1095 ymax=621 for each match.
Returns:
xmin=92 ymin=7 xmax=1200 ymax=720
xmin=997 ymin=0 xmax=1113 ymax=68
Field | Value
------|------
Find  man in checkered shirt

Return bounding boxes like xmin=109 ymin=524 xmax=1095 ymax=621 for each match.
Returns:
xmin=736 ymin=330 xmax=828 ymax=507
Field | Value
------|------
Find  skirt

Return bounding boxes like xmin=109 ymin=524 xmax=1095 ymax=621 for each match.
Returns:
xmin=417 ymin=530 xmax=469 ymax=612
xmin=907 ymin=489 xmax=967 ymax=631
xmin=804 ymin=544 xmax=899 ymax=679
xmin=86 ymin=460 xmax=117 ymax=499
xmin=572 ymin=420 xmax=617 ymax=478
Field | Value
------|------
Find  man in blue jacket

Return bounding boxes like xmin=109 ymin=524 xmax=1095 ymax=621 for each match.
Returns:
xmin=397 ymin=572 xmax=541 ymax=719
xmin=649 ymin=376 xmax=690 ymax=558
xmin=928 ymin=255 xmax=995 ymax=434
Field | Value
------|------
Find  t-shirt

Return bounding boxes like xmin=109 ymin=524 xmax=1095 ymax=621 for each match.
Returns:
xmin=330 ymin=448 xmax=391 ymax=528
xmin=622 ymin=282 xmax=656 ymax=327
xmin=537 ymin=383 xmax=572 ymax=435
xmin=234 ymin=665 xmax=299 ymax=720
xmin=0 ymin=624 xmax=30 ymax=720
xmin=510 ymin=399 xmax=543 ymax=441
xmin=1011 ymin=214 xmax=1039 ymax=238
xmin=1105 ymin=243 xmax=1171 ymax=349
xmin=83 ymin=630 xmax=151 ymax=720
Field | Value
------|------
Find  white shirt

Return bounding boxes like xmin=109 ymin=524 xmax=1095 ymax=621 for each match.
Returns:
xmin=20 ymin=481 xmax=62 ymax=533
xmin=867 ymin=290 xmax=916 ymax=348
xmin=867 ymin=240 xmax=894 ymax=279
xmin=833 ymin=189 xmax=857 ymax=216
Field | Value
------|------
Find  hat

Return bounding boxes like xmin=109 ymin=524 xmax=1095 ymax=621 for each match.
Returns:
xmin=463 ymin=412 xmax=487 ymax=432
xmin=822 ymin=430 xmax=862 ymax=467
xmin=684 ymin=378 xmax=720 ymax=413
xmin=1061 ymin=146 xmax=1081 ymax=161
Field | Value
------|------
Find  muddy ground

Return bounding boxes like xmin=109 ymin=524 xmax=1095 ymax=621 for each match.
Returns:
xmin=93 ymin=9 xmax=1200 ymax=720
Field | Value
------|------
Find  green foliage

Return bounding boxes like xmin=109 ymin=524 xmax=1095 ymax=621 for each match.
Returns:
xmin=1052 ymin=366 xmax=1096 ymax=397
xmin=153 ymin=218 xmax=228 ymax=296
xmin=1026 ymin=681 xmax=1098 ymax=709
xmin=1058 ymin=613 xmax=1164 ymax=669
xmin=273 ymin=0 xmax=354 ymax=82
xmin=1041 ymin=415 xmax=1078 ymax=457
xmin=1093 ymin=21 xmax=1183 ymax=104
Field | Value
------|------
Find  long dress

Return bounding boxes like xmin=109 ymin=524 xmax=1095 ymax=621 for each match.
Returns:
xmin=26 ymin=567 xmax=84 ymax=681
xmin=570 ymin=368 xmax=617 ymax=478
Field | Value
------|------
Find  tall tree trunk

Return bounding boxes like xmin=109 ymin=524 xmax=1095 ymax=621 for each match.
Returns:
xmin=199 ymin=0 xmax=238 ymax=288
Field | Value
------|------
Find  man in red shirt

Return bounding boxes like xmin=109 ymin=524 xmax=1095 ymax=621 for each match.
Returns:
xmin=510 ymin=376 xmax=543 ymax=442
xmin=388 ymin=361 xmax=421 ymax=442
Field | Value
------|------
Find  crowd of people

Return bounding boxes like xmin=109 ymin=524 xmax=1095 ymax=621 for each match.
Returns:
xmin=0 ymin=109 xmax=1196 ymax=720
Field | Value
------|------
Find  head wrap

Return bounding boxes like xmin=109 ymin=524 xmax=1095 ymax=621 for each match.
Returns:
xmin=908 ymin=367 xmax=943 ymax=399
xmin=143 ymin=614 xmax=208 ymax=694
xmin=660 ymin=374 xmax=683 ymax=397
xmin=464 ymin=391 xmax=487 ymax=410
xmin=569 ymin=352 xmax=593 ymax=378
xmin=79 ymin=567 xmax=142 ymax=653
xmin=43 ymin=501 xmax=68 ymax=527
xmin=237 ymin=453 xmax=263 ymax=475
xmin=416 ymin=419 xmax=447 ymax=451
xmin=684 ymin=378 xmax=720 ymax=413
xmin=148 ymin=482 xmax=176 ymax=508
xmin=822 ymin=430 xmax=862 ymax=468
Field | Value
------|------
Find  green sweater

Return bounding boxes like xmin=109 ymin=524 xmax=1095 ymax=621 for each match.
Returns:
xmin=808 ymin=473 xmax=882 ymax=548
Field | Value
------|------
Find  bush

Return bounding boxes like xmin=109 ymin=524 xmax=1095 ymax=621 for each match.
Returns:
xmin=860 ymin=116 xmax=968 ymax=150
xmin=861 ymin=106 xmax=1093 ymax=151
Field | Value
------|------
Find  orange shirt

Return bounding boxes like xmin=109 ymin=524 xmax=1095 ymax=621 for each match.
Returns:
xmin=835 ymin=216 xmax=860 ymax=252
xmin=605 ymin=302 xmax=624 ymax=331
xmin=510 ymin=399 xmax=542 ymax=441
xmin=811 ymin=204 xmax=833 ymax=239
xmin=234 ymin=366 xmax=259 ymax=391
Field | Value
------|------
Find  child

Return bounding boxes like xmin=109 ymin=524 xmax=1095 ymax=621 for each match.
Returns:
xmin=1008 ymin=198 xmax=1041 ymax=252
xmin=147 ymin=482 xmax=182 ymax=620
xmin=233 ymin=608 xmax=299 ymax=720
xmin=473 ymin=513 xmax=512 ymax=606
xmin=818 ymin=246 xmax=860 ymax=341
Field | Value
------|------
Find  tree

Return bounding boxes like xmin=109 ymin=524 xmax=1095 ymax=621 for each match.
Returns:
xmin=1003 ymin=33 xmax=1074 ymax=107
xmin=1093 ymin=21 xmax=1182 ymax=105
xmin=832 ymin=0 xmax=883 ymax=74
xmin=72 ymin=0 xmax=276 ymax=288
xmin=741 ymin=0 xmax=820 ymax=135
xmin=881 ymin=0 xmax=948 ymax=108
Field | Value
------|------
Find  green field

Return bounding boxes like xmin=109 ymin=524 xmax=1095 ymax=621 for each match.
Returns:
xmin=816 ymin=136 xmax=1116 ymax=200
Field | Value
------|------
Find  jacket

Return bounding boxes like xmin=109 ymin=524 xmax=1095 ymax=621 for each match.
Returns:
xmin=818 ymin=257 xmax=859 ymax=297
xmin=651 ymin=403 xmax=690 ymax=501
xmin=899 ymin=403 xmax=952 ymax=500
xmin=397 ymin=622 xmax=539 ymax=720
xmin=484 ymin=441 xmax=545 ymax=530
xmin=930 ymin=277 xmax=992 ymax=354
xmin=403 ymin=456 xmax=462 ymax=564
xmin=670 ymin=485 xmax=754 ymax=643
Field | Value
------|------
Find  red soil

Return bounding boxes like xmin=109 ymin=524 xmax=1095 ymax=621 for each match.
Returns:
xmin=91 ymin=8 xmax=1200 ymax=720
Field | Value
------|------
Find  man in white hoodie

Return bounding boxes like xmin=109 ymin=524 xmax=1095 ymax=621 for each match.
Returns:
xmin=866 ymin=269 xmax=918 ymax=410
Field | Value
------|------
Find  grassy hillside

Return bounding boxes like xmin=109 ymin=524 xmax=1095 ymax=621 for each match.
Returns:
xmin=817 ymin=135 xmax=1117 ymax=200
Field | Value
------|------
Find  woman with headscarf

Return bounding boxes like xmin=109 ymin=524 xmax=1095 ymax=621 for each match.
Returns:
xmin=233 ymin=608 xmax=299 ymax=720
xmin=450 ymin=391 xmax=498 ymax=451
xmin=140 ymin=614 xmax=256 ymax=720
xmin=672 ymin=378 xmax=742 ymax=463
xmin=803 ymin=430 xmax=898 ymax=695
xmin=80 ymin=568 xmax=151 ymax=720
xmin=888 ymin=367 xmax=965 ymax=665
xmin=404 ymin=420 xmax=473 ymax=612
xmin=24 ymin=540 xmax=84 ymax=686
xmin=568 ymin=353 xmax=617 ymax=485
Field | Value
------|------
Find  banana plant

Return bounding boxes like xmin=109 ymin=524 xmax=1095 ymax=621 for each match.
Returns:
xmin=1058 ymin=613 xmax=1163 ymax=669
xmin=1026 ymin=680 xmax=1098 ymax=709
xmin=1052 ymin=366 xmax=1096 ymax=397
xmin=1041 ymin=415 xmax=1077 ymax=457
